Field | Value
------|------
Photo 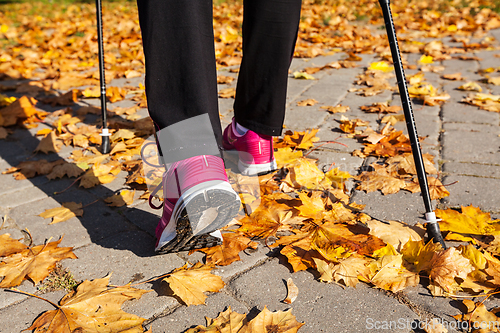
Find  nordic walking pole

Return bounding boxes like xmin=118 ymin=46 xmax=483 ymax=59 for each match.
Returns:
xmin=96 ymin=0 xmax=110 ymax=154
xmin=378 ymin=0 xmax=446 ymax=248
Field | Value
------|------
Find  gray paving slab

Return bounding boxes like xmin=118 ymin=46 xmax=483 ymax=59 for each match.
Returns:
xmin=148 ymin=292 xmax=249 ymax=333
xmin=442 ymin=174 xmax=500 ymax=213
xmin=121 ymin=201 xmax=161 ymax=237
xmin=0 ymin=185 xmax=48 ymax=209
xmin=442 ymin=122 xmax=500 ymax=164
xmin=443 ymin=161 xmax=500 ymax=178
xmin=0 ymin=290 xmax=67 ymax=333
xmin=441 ymin=89 xmax=499 ymax=124
xmin=351 ymin=189 xmax=432 ymax=226
xmin=227 ymin=258 xmax=419 ymax=333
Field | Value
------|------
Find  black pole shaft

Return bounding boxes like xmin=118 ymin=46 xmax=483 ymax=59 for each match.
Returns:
xmin=96 ymin=0 xmax=110 ymax=154
xmin=378 ymin=0 xmax=445 ymax=248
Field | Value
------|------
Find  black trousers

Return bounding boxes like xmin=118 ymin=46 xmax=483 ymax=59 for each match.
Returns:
xmin=137 ymin=0 xmax=302 ymax=149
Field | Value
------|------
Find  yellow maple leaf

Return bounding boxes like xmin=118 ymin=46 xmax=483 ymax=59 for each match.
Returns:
xmin=164 ymin=262 xmax=225 ymax=306
xmin=39 ymin=202 xmax=83 ymax=224
xmin=0 ymin=238 xmax=77 ymax=287
xmin=436 ymin=205 xmax=500 ymax=236
xmin=27 ymin=274 xmax=149 ymax=333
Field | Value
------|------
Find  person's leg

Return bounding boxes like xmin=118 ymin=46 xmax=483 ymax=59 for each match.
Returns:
xmin=233 ymin=0 xmax=302 ymax=137
xmin=137 ymin=0 xmax=223 ymax=155
xmin=137 ymin=0 xmax=240 ymax=253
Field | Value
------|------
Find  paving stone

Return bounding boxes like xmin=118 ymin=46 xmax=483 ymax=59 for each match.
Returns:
xmin=121 ymin=201 xmax=161 ymax=236
xmin=441 ymin=88 xmax=499 ymax=124
xmin=0 ymin=185 xmax=48 ymax=209
xmin=0 ymin=290 xmax=67 ymax=333
xmin=442 ymin=175 xmax=500 ymax=213
xmin=228 ymin=258 xmax=418 ymax=333
xmin=441 ymin=123 xmax=500 ymax=164
xmin=402 ymin=284 xmax=463 ymax=333
xmin=443 ymin=162 xmax=500 ymax=178
xmin=148 ymin=292 xmax=249 ymax=333
xmin=351 ymin=189 xmax=432 ymax=226
xmin=10 ymin=191 xmax=132 ymax=248
xmin=0 ymin=279 xmax=37 ymax=310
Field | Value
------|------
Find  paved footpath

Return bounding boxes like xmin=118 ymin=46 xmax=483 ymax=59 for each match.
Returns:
xmin=1 ymin=27 xmax=499 ymax=333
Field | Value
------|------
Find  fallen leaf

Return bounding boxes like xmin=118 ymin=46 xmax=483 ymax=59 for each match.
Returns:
xmin=369 ymin=254 xmax=419 ymax=292
xmin=428 ymin=247 xmax=473 ymax=295
xmin=283 ymin=277 xmax=299 ymax=304
xmin=293 ymin=71 xmax=315 ymax=80
xmin=453 ymin=299 xmax=500 ymax=333
xmin=436 ymin=205 xmax=500 ymax=237
xmin=441 ymin=72 xmax=463 ymax=80
xmin=104 ymin=190 xmax=135 ymax=207
xmin=185 ymin=306 xmax=247 ymax=333
xmin=367 ymin=219 xmax=423 ymax=251
xmin=46 ymin=162 xmax=85 ymax=180
xmin=246 ymin=306 xmax=304 ymax=333
xmin=34 ymin=131 xmax=61 ymax=154
xmin=297 ymin=98 xmax=318 ymax=106
xmin=0 ymin=234 xmax=28 ymax=257
xmin=0 ymin=238 xmax=77 ymax=287
xmin=320 ymin=104 xmax=350 ymax=113
xmin=218 ymin=87 xmax=236 ymax=98
xmin=361 ymin=102 xmax=402 ymax=114
xmin=164 ymin=262 xmax=225 ymax=306
xmin=27 ymin=274 xmax=149 ymax=333
xmin=39 ymin=202 xmax=84 ymax=224
xmin=458 ymin=81 xmax=483 ymax=92
xmin=196 ymin=232 xmax=258 ymax=266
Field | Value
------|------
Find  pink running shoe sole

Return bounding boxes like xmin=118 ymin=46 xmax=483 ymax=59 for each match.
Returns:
xmin=153 ymin=155 xmax=241 ymax=254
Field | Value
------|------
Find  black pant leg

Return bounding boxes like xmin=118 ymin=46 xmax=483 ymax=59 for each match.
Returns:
xmin=137 ymin=0 xmax=223 ymax=147
xmin=234 ymin=0 xmax=302 ymax=136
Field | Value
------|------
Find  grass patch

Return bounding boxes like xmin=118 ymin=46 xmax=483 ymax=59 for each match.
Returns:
xmin=38 ymin=263 xmax=80 ymax=293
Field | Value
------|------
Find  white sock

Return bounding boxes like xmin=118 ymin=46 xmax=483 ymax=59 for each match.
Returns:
xmin=235 ymin=122 xmax=249 ymax=135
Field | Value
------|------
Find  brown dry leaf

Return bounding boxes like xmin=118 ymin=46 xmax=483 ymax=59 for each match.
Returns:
xmin=0 ymin=234 xmax=28 ymax=257
xmin=80 ymin=165 xmax=117 ymax=188
xmin=39 ymin=202 xmax=84 ymax=224
xmin=381 ymin=114 xmax=405 ymax=126
xmin=320 ymin=104 xmax=349 ymax=114
xmin=303 ymin=66 xmax=323 ymax=74
xmin=106 ymin=86 xmax=127 ymax=103
xmin=104 ymin=190 xmax=135 ymax=207
xmin=314 ymin=255 xmax=371 ymax=287
xmin=0 ymin=127 xmax=7 ymax=139
xmin=185 ymin=306 xmax=247 ymax=333
xmin=453 ymin=299 xmax=500 ymax=333
xmin=275 ymin=221 xmax=385 ymax=272
xmin=34 ymin=131 xmax=61 ymax=154
xmin=196 ymin=232 xmax=258 ymax=267
xmin=297 ymin=98 xmax=318 ymax=106
xmin=441 ymin=72 xmax=463 ymax=80
xmin=283 ymin=277 xmax=299 ymax=304
xmin=164 ymin=262 xmax=225 ymax=306
xmin=0 ymin=238 xmax=77 ymax=287
xmin=46 ymin=162 xmax=85 ymax=180
xmin=0 ymin=95 xmax=43 ymax=126
xmin=42 ymin=89 xmax=80 ymax=106
xmin=217 ymin=75 xmax=235 ymax=84
xmin=361 ymin=131 xmax=412 ymax=157
xmin=355 ymin=169 xmax=407 ymax=195
xmin=405 ymin=177 xmax=449 ymax=200
xmin=386 ymin=153 xmax=437 ymax=175
xmin=367 ymin=219 xmax=423 ymax=251
xmin=428 ymin=247 xmax=473 ymax=295
xmin=369 ymin=254 xmax=420 ymax=293
xmin=462 ymin=93 xmax=500 ymax=112
xmin=487 ymin=76 xmax=500 ymax=86
xmin=6 ymin=159 xmax=64 ymax=179
xmin=458 ymin=81 xmax=483 ymax=92
xmin=275 ymin=129 xmax=320 ymax=150
xmin=27 ymin=274 xmax=149 ymax=333
xmin=360 ymin=102 xmax=402 ymax=114
xmin=246 ymin=306 xmax=304 ymax=333
xmin=218 ymin=87 xmax=236 ymax=98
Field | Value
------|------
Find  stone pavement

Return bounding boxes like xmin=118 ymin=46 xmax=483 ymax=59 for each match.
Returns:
xmin=1 ymin=27 xmax=500 ymax=333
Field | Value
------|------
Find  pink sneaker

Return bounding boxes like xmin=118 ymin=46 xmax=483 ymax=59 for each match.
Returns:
xmin=149 ymin=155 xmax=241 ymax=254
xmin=222 ymin=118 xmax=277 ymax=176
